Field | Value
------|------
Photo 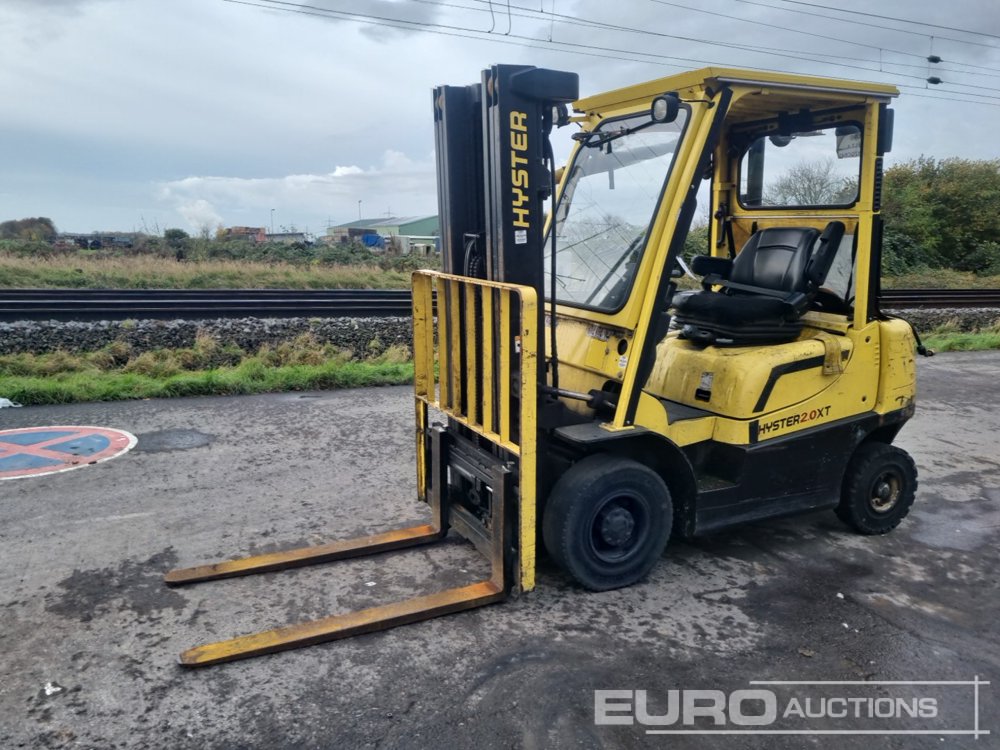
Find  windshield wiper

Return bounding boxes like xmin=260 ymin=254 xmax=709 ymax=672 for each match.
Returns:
xmin=573 ymin=119 xmax=657 ymax=149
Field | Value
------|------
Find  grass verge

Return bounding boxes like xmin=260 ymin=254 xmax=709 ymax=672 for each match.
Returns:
xmin=921 ymin=318 xmax=1000 ymax=352
xmin=2 ymin=248 xmax=997 ymax=291
xmin=4 ymin=316 xmax=999 ymax=406
xmin=882 ymin=269 xmax=1000 ymax=289
xmin=0 ymin=361 xmax=413 ymax=406
xmin=921 ymin=331 xmax=1000 ymax=352
xmin=0 ymin=335 xmax=414 ymax=405
xmin=0 ymin=252 xmax=416 ymax=289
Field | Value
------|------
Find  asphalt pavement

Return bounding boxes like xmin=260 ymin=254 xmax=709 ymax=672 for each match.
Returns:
xmin=1 ymin=351 xmax=998 ymax=749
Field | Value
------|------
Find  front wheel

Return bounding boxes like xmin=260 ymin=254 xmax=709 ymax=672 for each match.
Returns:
xmin=836 ymin=441 xmax=917 ymax=535
xmin=542 ymin=454 xmax=672 ymax=591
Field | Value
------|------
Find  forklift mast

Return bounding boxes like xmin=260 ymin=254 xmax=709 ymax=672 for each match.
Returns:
xmin=435 ymin=66 xmax=578 ymax=283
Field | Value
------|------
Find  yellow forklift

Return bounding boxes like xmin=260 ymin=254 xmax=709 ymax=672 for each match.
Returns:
xmin=166 ymin=65 xmax=920 ymax=666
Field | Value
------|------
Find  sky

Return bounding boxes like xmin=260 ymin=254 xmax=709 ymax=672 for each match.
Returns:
xmin=1 ymin=0 xmax=998 ymax=235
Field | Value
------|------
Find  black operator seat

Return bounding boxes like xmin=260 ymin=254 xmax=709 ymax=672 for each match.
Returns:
xmin=672 ymin=221 xmax=846 ymax=346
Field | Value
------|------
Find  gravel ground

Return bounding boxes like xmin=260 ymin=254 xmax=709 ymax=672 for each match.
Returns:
xmin=0 ymin=352 xmax=997 ymax=749
xmin=1 ymin=307 xmax=997 ymax=357
xmin=0 ymin=317 xmax=412 ymax=357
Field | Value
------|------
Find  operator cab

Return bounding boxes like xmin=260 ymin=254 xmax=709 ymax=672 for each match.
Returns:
xmin=542 ymin=68 xmax=903 ymax=429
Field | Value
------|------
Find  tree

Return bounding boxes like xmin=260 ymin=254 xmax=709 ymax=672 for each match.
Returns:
xmin=164 ymin=228 xmax=190 ymax=247
xmin=882 ymin=157 xmax=1000 ymax=274
xmin=164 ymin=228 xmax=191 ymax=261
xmin=0 ymin=217 xmax=57 ymax=241
xmin=765 ymin=159 xmax=857 ymax=206
xmin=683 ymin=222 xmax=710 ymax=262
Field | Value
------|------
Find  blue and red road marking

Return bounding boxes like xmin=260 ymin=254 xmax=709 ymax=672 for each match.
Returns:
xmin=0 ymin=426 xmax=136 ymax=480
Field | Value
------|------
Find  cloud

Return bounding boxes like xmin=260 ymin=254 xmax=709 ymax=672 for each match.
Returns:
xmin=3 ymin=0 xmax=999 ymax=234
xmin=277 ymin=0 xmax=444 ymax=40
xmin=1 ymin=0 xmax=110 ymax=10
xmin=176 ymin=199 xmax=224 ymax=233
xmin=157 ymin=149 xmax=436 ymax=231
xmin=0 ymin=0 xmax=120 ymax=46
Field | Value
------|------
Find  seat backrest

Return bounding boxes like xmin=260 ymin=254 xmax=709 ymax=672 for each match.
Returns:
xmin=730 ymin=227 xmax=820 ymax=294
xmin=803 ymin=220 xmax=846 ymax=288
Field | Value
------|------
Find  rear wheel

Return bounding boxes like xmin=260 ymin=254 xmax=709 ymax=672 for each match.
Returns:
xmin=542 ymin=454 xmax=672 ymax=591
xmin=836 ymin=441 xmax=917 ymax=535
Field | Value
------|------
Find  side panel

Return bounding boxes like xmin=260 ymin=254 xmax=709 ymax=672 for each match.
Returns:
xmin=647 ymin=333 xmax=862 ymax=423
xmin=690 ymin=409 xmax=910 ymax=534
xmin=875 ymin=318 xmax=917 ymax=413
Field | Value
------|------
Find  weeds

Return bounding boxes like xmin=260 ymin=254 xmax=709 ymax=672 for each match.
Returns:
xmin=0 ymin=252 xmax=424 ymax=290
xmin=881 ymin=268 xmax=1000 ymax=289
xmin=0 ymin=335 xmax=414 ymax=405
xmin=922 ymin=316 xmax=1000 ymax=352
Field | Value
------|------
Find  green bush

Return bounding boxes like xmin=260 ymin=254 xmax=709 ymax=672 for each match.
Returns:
xmin=883 ymin=157 xmax=1000 ymax=275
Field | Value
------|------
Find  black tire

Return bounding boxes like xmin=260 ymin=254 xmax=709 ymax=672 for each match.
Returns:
xmin=836 ymin=441 xmax=917 ymax=535
xmin=542 ymin=454 xmax=672 ymax=591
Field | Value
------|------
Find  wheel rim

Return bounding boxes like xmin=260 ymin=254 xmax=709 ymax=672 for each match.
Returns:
xmin=587 ymin=492 xmax=651 ymax=564
xmin=868 ymin=469 xmax=903 ymax=514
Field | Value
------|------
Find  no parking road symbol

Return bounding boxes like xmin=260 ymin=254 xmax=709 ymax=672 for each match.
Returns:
xmin=0 ymin=426 xmax=136 ymax=480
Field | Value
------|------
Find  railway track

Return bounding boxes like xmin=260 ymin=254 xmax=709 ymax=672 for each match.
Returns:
xmin=878 ymin=288 xmax=1000 ymax=309
xmin=0 ymin=288 xmax=998 ymax=321
xmin=0 ymin=289 xmax=413 ymax=321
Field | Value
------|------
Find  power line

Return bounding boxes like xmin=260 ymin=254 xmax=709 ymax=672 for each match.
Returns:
xmin=732 ymin=0 xmax=1000 ymax=51
xmin=896 ymin=90 xmax=1000 ymax=107
xmin=652 ymin=0 xmax=1000 ymax=68
xmin=326 ymin=0 xmax=1000 ymax=84
xmin=451 ymin=0 xmax=1000 ymax=82
xmin=235 ymin=0 xmax=1000 ymax=105
xmin=765 ymin=0 xmax=1000 ymax=42
xmin=899 ymin=82 xmax=1000 ymax=101
xmin=220 ymin=0 xmax=716 ymax=67
xmin=426 ymin=0 xmax=1000 ymax=87
xmin=223 ymin=0 xmax=1000 ymax=107
xmin=735 ymin=45 xmax=1000 ymax=80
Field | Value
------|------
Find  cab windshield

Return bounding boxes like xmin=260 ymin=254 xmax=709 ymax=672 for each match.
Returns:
xmin=545 ymin=109 xmax=688 ymax=312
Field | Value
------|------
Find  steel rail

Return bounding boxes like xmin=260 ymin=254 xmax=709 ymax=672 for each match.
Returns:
xmin=0 ymin=288 xmax=998 ymax=321
xmin=879 ymin=288 xmax=1000 ymax=309
xmin=0 ymin=289 xmax=414 ymax=321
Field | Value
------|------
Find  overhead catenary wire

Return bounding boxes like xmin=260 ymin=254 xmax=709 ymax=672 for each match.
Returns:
xmin=243 ymin=0 xmax=1000 ymax=95
xmin=223 ymin=0 xmax=1000 ymax=107
xmin=235 ymin=0 xmax=1000 ymax=106
xmin=732 ymin=0 xmax=1000 ymax=51
xmin=460 ymin=0 xmax=1000 ymax=77
xmin=650 ymin=0 xmax=1000 ymax=71
xmin=456 ymin=0 xmax=1000 ymax=82
xmin=761 ymin=0 xmax=1000 ymax=43
xmin=254 ymin=0 xmax=1000 ymax=93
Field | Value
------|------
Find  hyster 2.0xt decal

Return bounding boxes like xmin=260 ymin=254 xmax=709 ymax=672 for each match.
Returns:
xmin=757 ymin=405 xmax=832 ymax=437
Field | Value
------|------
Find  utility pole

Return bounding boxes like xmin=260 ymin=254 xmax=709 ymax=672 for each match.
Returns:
xmin=270 ymin=208 xmax=275 ymax=235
